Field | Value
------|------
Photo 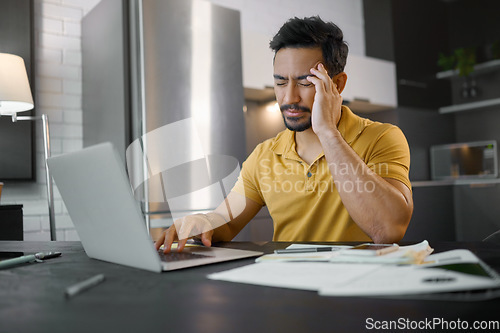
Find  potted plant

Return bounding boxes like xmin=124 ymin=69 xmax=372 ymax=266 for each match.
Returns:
xmin=437 ymin=47 xmax=477 ymax=76
xmin=454 ymin=47 xmax=476 ymax=77
xmin=438 ymin=52 xmax=456 ymax=72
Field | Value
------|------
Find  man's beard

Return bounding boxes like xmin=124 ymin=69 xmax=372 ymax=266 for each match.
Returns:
xmin=280 ymin=104 xmax=312 ymax=132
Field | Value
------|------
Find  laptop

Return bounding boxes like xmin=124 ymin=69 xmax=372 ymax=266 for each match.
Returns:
xmin=47 ymin=142 xmax=263 ymax=272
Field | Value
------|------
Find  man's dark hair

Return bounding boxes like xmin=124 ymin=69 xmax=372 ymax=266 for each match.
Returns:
xmin=269 ymin=16 xmax=348 ymax=77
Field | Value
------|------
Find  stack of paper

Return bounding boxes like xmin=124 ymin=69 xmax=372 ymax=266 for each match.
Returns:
xmin=256 ymin=244 xmax=352 ymax=262
xmin=207 ymin=241 xmax=500 ymax=299
xmin=254 ymin=241 xmax=432 ymax=264
xmin=320 ymin=249 xmax=500 ymax=297
xmin=329 ymin=240 xmax=434 ymax=264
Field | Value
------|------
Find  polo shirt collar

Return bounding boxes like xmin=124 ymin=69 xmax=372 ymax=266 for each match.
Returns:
xmin=337 ymin=105 xmax=368 ymax=144
xmin=270 ymin=128 xmax=301 ymax=161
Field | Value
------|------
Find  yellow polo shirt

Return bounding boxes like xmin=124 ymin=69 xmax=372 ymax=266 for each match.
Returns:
xmin=232 ymin=105 xmax=411 ymax=242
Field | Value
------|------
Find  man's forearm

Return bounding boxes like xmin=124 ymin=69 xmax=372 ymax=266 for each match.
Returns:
xmin=210 ymin=193 xmax=263 ymax=242
xmin=198 ymin=212 xmax=233 ymax=242
xmin=318 ymin=129 xmax=412 ymax=243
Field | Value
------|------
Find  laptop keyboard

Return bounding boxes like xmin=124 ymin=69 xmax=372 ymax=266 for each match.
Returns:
xmin=157 ymin=250 xmax=214 ymax=262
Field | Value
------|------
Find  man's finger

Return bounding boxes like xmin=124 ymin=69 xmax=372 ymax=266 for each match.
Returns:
xmin=306 ymin=74 xmax=325 ymax=92
xmin=332 ymin=81 xmax=340 ymax=95
xmin=200 ymin=231 xmax=212 ymax=247
xmin=176 ymin=220 xmax=195 ymax=252
xmin=163 ymin=227 xmax=177 ymax=253
xmin=310 ymin=63 xmax=330 ymax=86
xmin=177 ymin=238 xmax=188 ymax=252
xmin=154 ymin=232 xmax=165 ymax=250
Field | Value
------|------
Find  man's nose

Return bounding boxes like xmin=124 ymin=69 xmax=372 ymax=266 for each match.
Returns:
xmin=283 ymin=84 xmax=301 ymax=105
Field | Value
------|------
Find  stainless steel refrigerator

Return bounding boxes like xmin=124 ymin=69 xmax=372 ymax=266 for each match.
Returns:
xmin=82 ymin=0 xmax=246 ymax=228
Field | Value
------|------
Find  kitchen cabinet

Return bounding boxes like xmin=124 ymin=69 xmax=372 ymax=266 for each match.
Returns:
xmin=342 ymin=54 xmax=397 ymax=113
xmin=241 ymin=30 xmax=274 ymax=91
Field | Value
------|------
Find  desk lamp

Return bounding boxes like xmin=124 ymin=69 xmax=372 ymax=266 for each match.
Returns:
xmin=0 ymin=52 xmax=56 ymax=240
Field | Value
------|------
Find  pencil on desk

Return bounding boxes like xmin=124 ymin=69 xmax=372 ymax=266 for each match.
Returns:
xmin=65 ymin=274 xmax=105 ymax=298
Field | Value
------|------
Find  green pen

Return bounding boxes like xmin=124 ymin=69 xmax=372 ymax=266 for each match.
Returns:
xmin=0 ymin=251 xmax=62 ymax=269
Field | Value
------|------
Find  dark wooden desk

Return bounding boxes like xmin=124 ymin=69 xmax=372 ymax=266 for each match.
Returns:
xmin=0 ymin=241 xmax=499 ymax=333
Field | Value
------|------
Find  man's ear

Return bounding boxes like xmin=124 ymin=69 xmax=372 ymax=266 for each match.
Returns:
xmin=332 ymin=72 xmax=347 ymax=94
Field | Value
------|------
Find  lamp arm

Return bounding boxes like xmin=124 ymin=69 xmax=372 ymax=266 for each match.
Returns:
xmin=9 ymin=113 xmax=56 ymax=241
xmin=12 ymin=114 xmax=42 ymax=122
xmin=41 ymin=114 xmax=56 ymax=241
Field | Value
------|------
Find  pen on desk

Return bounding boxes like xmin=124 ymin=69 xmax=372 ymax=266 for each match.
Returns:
xmin=65 ymin=274 xmax=105 ymax=298
xmin=0 ymin=251 xmax=61 ymax=270
xmin=274 ymin=247 xmax=341 ymax=254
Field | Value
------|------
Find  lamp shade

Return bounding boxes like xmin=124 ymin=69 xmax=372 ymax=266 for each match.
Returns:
xmin=0 ymin=53 xmax=34 ymax=115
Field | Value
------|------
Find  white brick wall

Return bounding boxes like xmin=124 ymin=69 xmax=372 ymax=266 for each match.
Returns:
xmin=31 ymin=0 xmax=99 ymax=240
xmin=2 ymin=0 xmax=363 ymax=241
xmin=1 ymin=0 xmax=100 ymax=241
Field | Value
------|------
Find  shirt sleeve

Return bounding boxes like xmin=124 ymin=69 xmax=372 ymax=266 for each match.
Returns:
xmin=366 ymin=125 xmax=412 ymax=191
xmin=231 ymin=145 xmax=266 ymax=206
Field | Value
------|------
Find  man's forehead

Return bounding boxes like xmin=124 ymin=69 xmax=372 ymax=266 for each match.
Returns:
xmin=273 ymin=47 xmax=323 ymax=75
xmin=273 ymin=73 xmax=312 ymax=81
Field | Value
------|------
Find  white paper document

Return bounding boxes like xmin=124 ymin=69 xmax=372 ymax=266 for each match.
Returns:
xmin=208 ymin=246 xmax=500 ymax=298
xmin=208 ymin=262 xmax=381 ymax=291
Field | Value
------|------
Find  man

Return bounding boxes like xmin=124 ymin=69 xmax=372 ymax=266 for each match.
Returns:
xmin=156 ymin=16 xmax=413 ymax=253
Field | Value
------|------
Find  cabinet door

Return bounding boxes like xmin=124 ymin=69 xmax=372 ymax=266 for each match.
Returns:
xmin=342 ymin=55 xmax=397 ymax=112
xmin=242 ymin=30 xmax=274 ymax=90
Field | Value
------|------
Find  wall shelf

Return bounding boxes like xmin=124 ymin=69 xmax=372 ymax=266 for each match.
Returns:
xmin=438 ymin=97 xmax=500 ymax=114
xmin=436 ymin=59 xmax=500 ymax=114
xmin=412 ymin=178 xmax=500 ymax=188
xmin=436 ymin=59 xmax=500 ymax=79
